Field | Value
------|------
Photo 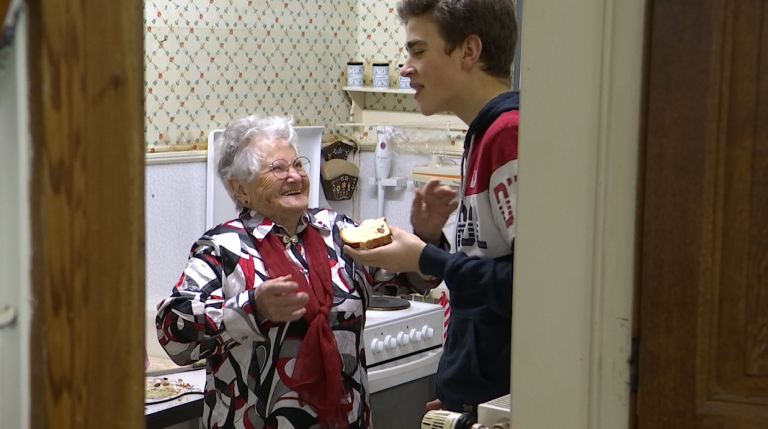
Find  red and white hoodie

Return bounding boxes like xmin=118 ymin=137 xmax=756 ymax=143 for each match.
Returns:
xmin=418 ymin=91 xmax=519 ymax=414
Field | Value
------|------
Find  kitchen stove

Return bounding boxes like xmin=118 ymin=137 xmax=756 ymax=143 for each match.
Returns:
xmin=364 ymin=298 xmax=444 ymax=428
xmin=363 ymin=298 xmax=444 ymax=390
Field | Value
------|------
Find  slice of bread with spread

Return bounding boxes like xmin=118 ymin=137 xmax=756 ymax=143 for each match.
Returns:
xmin=340 ymin=217 xmax=393 ymax=250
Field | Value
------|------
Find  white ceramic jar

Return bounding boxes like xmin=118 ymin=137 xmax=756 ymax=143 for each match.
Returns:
xmin=372 ymin=62 xmax=390 ymax=88
xmin=347 ymin=61 xmax=364 ymax=87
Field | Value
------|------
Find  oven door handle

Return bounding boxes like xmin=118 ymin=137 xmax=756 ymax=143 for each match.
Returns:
xmin=368 ymin=349 xmax=443 ymax=381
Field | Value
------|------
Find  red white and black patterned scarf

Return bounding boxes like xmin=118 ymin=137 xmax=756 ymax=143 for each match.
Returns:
xmin=245 ymin=214 xmax=352 ymax=428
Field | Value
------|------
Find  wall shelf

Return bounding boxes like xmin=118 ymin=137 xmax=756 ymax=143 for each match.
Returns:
xmin=342 ymin=86 xmax=416 ymax=95
xmin=340 ymin=86 xmax=468 ymax=132
xmin=145 ymin=150 xmax=207 ymax=165
xmin=366 ymin=176 xmax=408 ymax=187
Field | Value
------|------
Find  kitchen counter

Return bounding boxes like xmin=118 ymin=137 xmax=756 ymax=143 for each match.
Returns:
xmin=145 ymin=369 xmax=205 ymax=429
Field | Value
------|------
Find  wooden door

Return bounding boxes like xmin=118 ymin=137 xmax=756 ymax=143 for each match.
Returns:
xmin=27 ymin=0 xmax=146 ymax=427
xmin=638 ymin=0 xmax=768 ymax=427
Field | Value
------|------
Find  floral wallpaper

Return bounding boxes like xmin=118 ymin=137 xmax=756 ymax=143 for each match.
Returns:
xmin=144 ymin=0 xmax=440 ymax=150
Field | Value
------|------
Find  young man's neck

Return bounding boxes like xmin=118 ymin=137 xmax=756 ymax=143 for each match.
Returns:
xmin=452 ymin=76 xmax=512 ymax=126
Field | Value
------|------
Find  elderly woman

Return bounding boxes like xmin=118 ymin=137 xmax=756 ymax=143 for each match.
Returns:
xmin=156 ymin=115 xmax=378 ymax=429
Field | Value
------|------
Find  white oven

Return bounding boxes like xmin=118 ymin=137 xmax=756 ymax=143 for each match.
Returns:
xmin=364 ymin=298 xmax=444 ymax=429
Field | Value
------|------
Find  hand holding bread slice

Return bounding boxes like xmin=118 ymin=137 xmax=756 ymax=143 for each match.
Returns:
xmin=340 ymin=217 xmax=393 ymax=250
xmin=342 ymin=223 xmax=426 ymax=273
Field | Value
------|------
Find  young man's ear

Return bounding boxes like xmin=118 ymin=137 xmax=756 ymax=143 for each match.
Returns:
xmin=460 ymin=34 xmax=483 ymax=70
xmin=229 ymin=178 xmax=249 ymax=205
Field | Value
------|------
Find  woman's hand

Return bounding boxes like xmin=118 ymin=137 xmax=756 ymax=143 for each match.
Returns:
xmin=343 ymin=226 xmax=427 ymax=273
xmin=411 ymin=179 xmax=459 ymax=244
xmin=252 ymin=275 xmax=309 ymax=322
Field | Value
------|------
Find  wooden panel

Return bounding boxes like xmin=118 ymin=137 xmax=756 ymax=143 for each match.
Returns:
xmin=26 ymin=0 xmax=145 ymax=428
xmin=638 ymin=0 xmax=724 ymax=426
xmin=744 ymin=0 xmax=768 ymax=378
xmin=714 ymin=0 xmax=768 ymax=402
xmin=697 ymin=401 xmax=768 ymax=427
xmin=640 ymin=0 xmax=768 ymax=426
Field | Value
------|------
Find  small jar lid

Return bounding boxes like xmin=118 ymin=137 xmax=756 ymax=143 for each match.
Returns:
xmin=372 ymin=62 xmax=389 ymax=67
xmin=347 ymin=61 xmax=364 ymax=65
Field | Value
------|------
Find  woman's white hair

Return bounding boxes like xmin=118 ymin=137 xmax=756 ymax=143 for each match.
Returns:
xmin=215 ymin=114 xmax=299 ymax=208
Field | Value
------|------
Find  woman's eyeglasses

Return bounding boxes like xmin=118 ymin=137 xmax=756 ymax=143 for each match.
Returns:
xmin=269 ymin=156 xmax=310 ymax=179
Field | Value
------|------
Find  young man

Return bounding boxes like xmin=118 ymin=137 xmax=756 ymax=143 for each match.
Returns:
xmin=344 ymin=0 xmax=518 ymax=417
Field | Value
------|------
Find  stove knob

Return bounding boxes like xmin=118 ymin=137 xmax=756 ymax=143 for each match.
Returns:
xmin=409 ymin=329 xmax=422 ymax=342
xmin=384 ymin=335 xmax=397 ymax=350
xmin=421 ymin=326 xmax=434 ymax=339
xmin=371 ymin=339 xmax=384 ymax=354
xmin=397 ymin=332 xmax=410 ymax=346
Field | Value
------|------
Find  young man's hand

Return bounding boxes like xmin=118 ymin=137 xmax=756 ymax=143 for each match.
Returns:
xmin=343 ymin=225 xmax=427 ymax=273
xmin=411 ymin=179 xmax=459 ymax=244
xmin=426 ymin=399 xmax=443 ymax=411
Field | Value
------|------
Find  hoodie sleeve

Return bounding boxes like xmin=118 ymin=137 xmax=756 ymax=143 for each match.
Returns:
xmin=419 ymin=244 xmax=512 ymax=317
xmin=483 ymin=116 xmax=518 ymax=248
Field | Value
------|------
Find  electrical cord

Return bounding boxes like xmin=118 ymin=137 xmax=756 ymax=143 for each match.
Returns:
xmin=145 ymin=390 xmax=204 ymax=405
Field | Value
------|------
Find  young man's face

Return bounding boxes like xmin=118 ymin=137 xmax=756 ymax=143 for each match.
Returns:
xmin=401 ymin=15 xmax=465 ymax=116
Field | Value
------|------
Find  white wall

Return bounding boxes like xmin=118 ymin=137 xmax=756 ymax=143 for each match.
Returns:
xmin=512 ymin=0 xmax=644 ymax=428
xmin=0 ymin=5 xmax=31 ymax=429
xmin=145 ymin=161 xmax=209 ymax=310
xmin=357 ymin=151 xmax=433 ymax=229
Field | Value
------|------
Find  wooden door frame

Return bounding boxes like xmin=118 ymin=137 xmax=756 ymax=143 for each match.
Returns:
xmin=511 ymin=0 xmax=644 ymax=427
xmin=27 ymin=0 xmax=145 ymax=427
xmin=1 ymin=0 xmax=10 ymax=24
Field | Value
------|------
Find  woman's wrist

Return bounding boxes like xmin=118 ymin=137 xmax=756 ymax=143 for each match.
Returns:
xmin=249 ymin=289 xmax=269 ymax=324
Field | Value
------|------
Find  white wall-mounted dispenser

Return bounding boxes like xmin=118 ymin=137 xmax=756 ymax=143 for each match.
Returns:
xmin=374 ymin=126 xmax=394 ymax=218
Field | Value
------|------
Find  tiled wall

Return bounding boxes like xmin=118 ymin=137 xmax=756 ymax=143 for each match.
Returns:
xmin=144 ymin=0 xmax=424 ymax=149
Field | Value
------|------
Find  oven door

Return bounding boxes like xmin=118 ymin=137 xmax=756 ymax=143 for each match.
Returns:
xmin=369 ymin=348 xmax=442 ymax=429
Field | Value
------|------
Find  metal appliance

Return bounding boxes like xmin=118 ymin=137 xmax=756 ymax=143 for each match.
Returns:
xmin=364 ymin=297 xmax=445 ymax=429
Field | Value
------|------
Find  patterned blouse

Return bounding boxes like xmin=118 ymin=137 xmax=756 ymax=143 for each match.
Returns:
xmin=156 ymin=208 xmax=374 ymax=429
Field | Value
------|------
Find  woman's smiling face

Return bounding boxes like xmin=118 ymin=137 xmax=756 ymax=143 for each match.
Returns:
xmin=243 ymin=138 xmax=309 ymax=227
